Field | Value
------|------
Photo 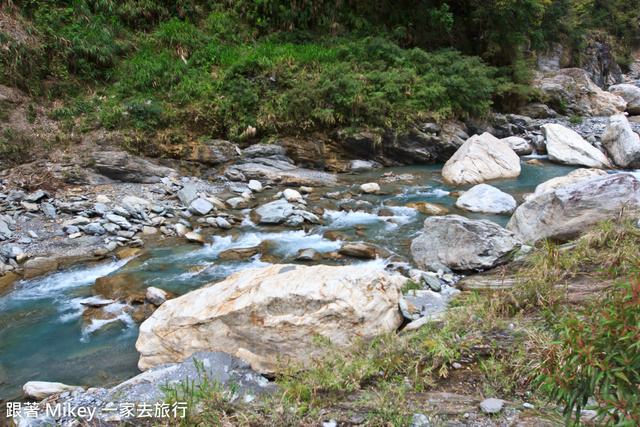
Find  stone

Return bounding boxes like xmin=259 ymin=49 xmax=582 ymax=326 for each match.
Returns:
xmin=455 ymin=184 xmax=517 ymax=215
xmin=23 ymin=257 xmax=59 ymax=280
xmin=96 ymin=195 xmax=111 ymax=203
xmin=252 ymin=200 xmax=295 ymax=224
xmin=142 ymin=226 xmax=158 ymax=235
xmin=285 ymin=215 xmax=304 ymax=228
xmin=25 ymin=189 xmax=47 ymax=202
xmin=83 ymin=223 xmax=106 ymax=235
xmin=174 ymin=223 xmax=188 ymax=236
xmin=248 ymin=180 xmax=263 ymax=193
xmin=215 ymin=217 xmax=232 ymax=229
xmin=609 ymin=84 xmax=640 ymax=114
xmin=296 ymin=248 xmax=321 ymax=262
xmin=350 ymin=159 xmax=382 ymax=173
xmin=501 ymin=136 xmax=533 ymax=155
xmin=480 ymin=398 xmax=504 ymax=414
xmin=601 ymin=114 xmax=640 ymax=169
xmin=40 ymin=202 xmax=56 ymax=219
xmin=0 ymin=221 xmax=11 ymax=239
xmin=93 ymin=273 xmax=143 ymax=300
xmin=283 ymin=188 xmax=302 ymax=202
xmin=226 ymin=197 xmax=248 ymax=209
xmin=360 ymin=183 xmax=380 ymax=194
xmin=399 ymin=298 xmax=420 ymax=321
xmin=146 ymin=287 xmax=176 ymax=307
xmin=123 ymin=195 xmax=152 ymax=208
xmin=116 ymin=248 xmax=143 ymax=260
xmin=21 ymin=201 xmax=39 ymax=212
xmin=323 ymin=230 xmax=349 ymax=241
xmin=507 ymin=173 xmax=640 ymax=243
xmin=219 ymin=247 xmax=260 ymax=261
xmin=177 ymin=185 xmax=198 ymax=206
xmin=185 ymin=232 xmax=206 ymax=244
xmin=106 ymin=214 xmax=132 ymax=229
xmin=136 ymin=265 xmax=406 ymax=372
xmin=530 ymin=168 xmax=608 ymax=199
xmin=338 ymin=243 xmax=386 ymax=259
xmin=23 ymin=381 xmax=80 ymax=401
xmin=411 ymin=215 xmax=521 ymax=271
xmin=421 ymin=274 xmax=442 ymax=292
xmin=442 ymin=133 xmax=520 ymax=185
xmin=542 ymin=124 xmax=612 ymax=168
xmin=92 ymin=150 xmax=179 ymax=183
xmin=189 ymin=198 xmax=214 ymax=216
xmin=113 ymin=206 xmax=131 ymax=218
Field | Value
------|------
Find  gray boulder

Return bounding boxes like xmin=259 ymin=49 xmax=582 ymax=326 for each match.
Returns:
xmin=507 ymin=173 xmax=640 ymax=243
xmin=455 ymin=184 xmax=517 ymax=215
xmin=189 ymin=198 xmax=214 ymax=216
xmin=601 ymin=114 xmax=640 ymax=169
xmin=411 ymin=215 xmax=521 ymax=271
xmin=609 ymin=84 xmax=640 ymax=115
xmin=92 ymin=151 xmax=179 ymax=183
xmin=177 ymin=185 xmax=198 ymax=206
xmin=500 ymin=136 xmax=533 ymax=155
xmin=252 ymin=200 xmax=295 ymax=224
xmin=542 ymin=123 xmax=612 ymax=168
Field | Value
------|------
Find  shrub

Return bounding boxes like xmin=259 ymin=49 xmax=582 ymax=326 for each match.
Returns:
xmin=537 ymin=265 xmax=640 ymax=425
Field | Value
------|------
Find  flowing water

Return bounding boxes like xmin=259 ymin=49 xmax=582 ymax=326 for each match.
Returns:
xmin=0 ymin=159 xmax=580 ymax=399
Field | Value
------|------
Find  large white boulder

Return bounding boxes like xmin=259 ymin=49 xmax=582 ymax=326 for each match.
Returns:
xmin=609 ymin=84 xmax=640 ymax=115
xmin=136 ymin=264 xmax=406 ymax=373
xmin=411 ymin=215 xmax=521 ymax=271
xmin=455 ymin=184 xmax=517 ymax=215
xmin=507 ymin=173 xmax=640 ymax=243
xmin=442 ymin=133 xmax=521 ymax=185
xmin=529 ymin=168 xmax=608 ymax=199
xmin=23 ymin=381 xmax=80 ymax=401
xmin=601 ymin=114 xmax=640 ymax=169
xmin=542 ymin=124 xmax=612 ymax=168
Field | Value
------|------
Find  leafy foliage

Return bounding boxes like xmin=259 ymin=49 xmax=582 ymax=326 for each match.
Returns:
xmin=537 ymin=267 xmax=640 ymax=425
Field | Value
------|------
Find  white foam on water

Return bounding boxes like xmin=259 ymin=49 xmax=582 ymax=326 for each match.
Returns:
xmin=0 ymin=259 xmax=128 ymax=309
xmin=628 ymin=170 xmax=640 ymax=182
xmin=323 ymin=210 xmax=383 ymax=228
xmin=80 ymin=302 xmax=135 ymax=342
xmin=58 ymin=296 xmax=115 ymax=323
xmin=522 ymin=153 xmax=549 ymax=159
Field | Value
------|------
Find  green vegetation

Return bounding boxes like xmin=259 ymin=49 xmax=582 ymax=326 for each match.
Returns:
xmin=1 ymin=0 xmax=639 ymax=149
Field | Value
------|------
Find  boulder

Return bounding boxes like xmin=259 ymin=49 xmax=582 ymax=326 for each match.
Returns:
xmin=405 ymin=202 xmax=448 ymax=215
xmin=23 ymin=381 xmax=80 ymax=401
xmin=23 ymin=257 xmax=59 ymax=279
xmin=534 ymin=68 xmax=626 ymax=116
xmin=601 ymin=114 xmax=640 ymax=169
xmin=189 ymin=198 xmax=214 ymax=216
xmin=542 ymin=124 xmax=612 ymax=168
xmin=350 ymin=160 xmax=382 ymax=173
xmin=455 ymin=184 xmax=517 ymax=215
xmin=411 ymin=215 xmax=521 ymax=271
xmin=609 ymin=84 xmax=640 ymax=115
xmin=338 ymin=243 xmax=386 ymax=259
xmin=252 ymin=200 xmax=295 ymax=224
xmin=136 ymin=264 xmax=406 ymax=372
xmin=441 ymin=133 xmax=521 ymax=185
xmin=283 ymin=188 xmax=302 ymax=202
xmin=248 ymin=180 xmax=263 ymax=193
xmin=296 ymin=248 xmax=321 ymax=262
xmin=146 ymin=287 xmax=176 ymax=307
xmin=360 ymin=183 xmax=380 ymax=194
xmin=93 ymin=273 xmax=143 ymax=300
xmin=185 ymin=232 xmax=206 ymax=244
xmin=507 ymin=173 xmax=640 ymax=243
xmin=219 ymin=247 xmax=260 ymax=261
xmin=177 ymin=185 xmax=198 ymax=206
xmin=92 ymin=151 xmax=179 ymax=183
xmin=530 ymin=168 xmax=608 ymax=199
xmin=500 ymin=137 xmax=533 ymax=155
xmin=122 ymin=196 xmax=152 ymax=208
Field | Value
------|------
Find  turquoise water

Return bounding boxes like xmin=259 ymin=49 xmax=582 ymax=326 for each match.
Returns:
xmin=0 ymin=159 xmax=578 ymax=399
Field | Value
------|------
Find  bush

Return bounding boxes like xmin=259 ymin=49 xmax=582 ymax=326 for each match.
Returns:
xmin=537 ymin=266 xmax=640 ymax=425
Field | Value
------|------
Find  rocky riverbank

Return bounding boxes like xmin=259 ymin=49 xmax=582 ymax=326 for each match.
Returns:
xmin=3 ymin=60 xmax=640 ymax=426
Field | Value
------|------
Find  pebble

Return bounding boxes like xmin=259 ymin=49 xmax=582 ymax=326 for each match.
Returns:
xmin=480 ymin=398 xmax=504 ymax=414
